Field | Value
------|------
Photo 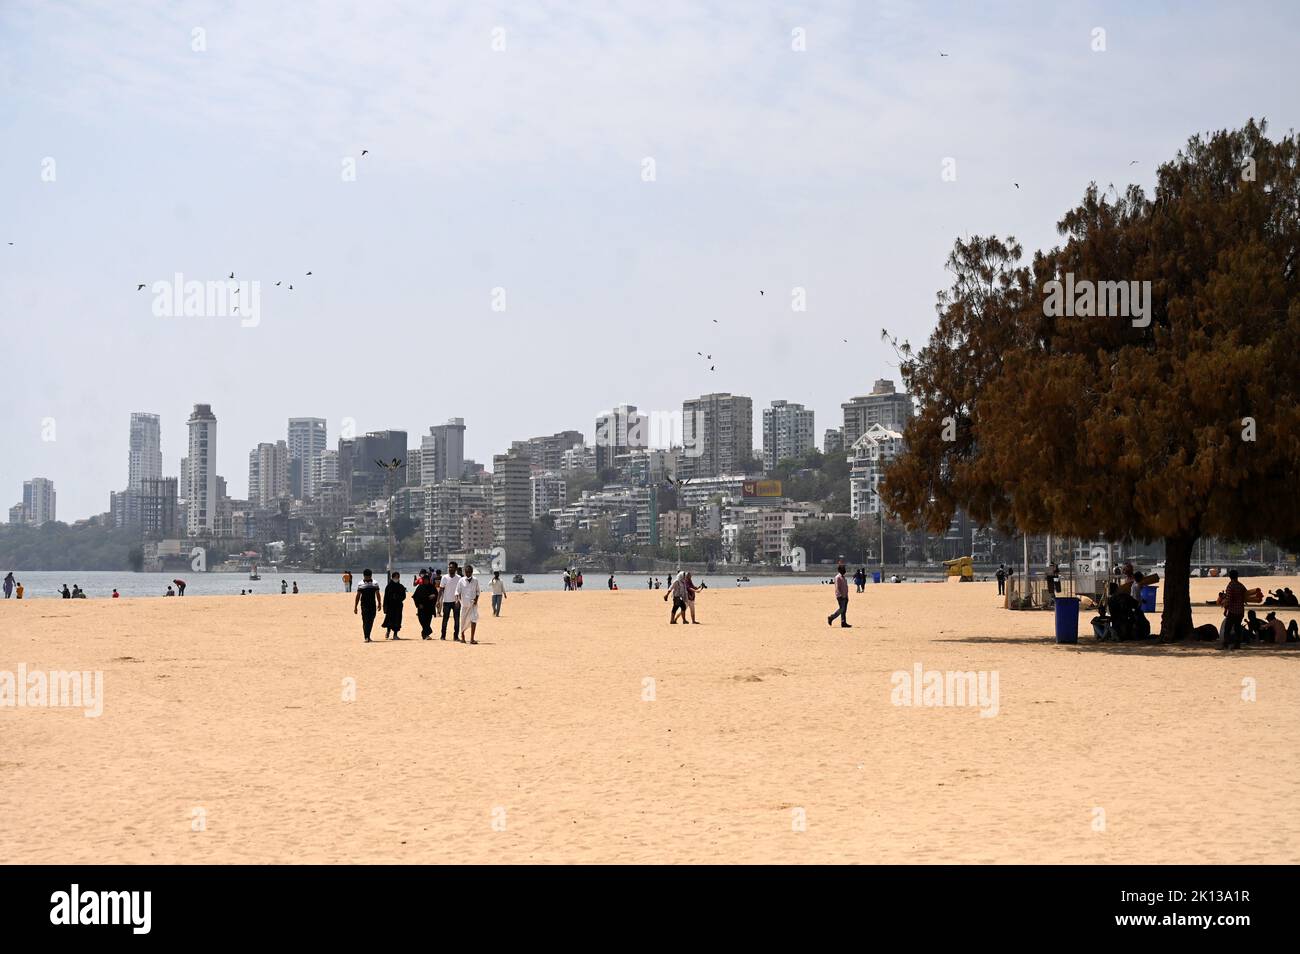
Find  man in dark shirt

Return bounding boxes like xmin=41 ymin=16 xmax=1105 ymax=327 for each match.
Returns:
xmin=353 ymin=569 xmax=382 ymax=643
xmin=1221 ymin=570 xmax=1247 ymax=651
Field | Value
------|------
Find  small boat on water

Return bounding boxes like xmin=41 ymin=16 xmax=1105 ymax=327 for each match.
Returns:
xmin=736 ymin=575 xmax=751 ymax=582
xmin=512 ymin=574 xmax=525 ymax=584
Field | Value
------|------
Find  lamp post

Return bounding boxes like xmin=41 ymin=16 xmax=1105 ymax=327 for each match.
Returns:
xmin=376 ymin=457 xmax=404 ymax=575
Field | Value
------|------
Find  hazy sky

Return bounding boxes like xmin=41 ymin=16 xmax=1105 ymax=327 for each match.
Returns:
xmin=2 ymin=0 xmax=1297 ymax=520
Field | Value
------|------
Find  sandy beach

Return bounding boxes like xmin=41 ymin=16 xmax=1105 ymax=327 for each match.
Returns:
xmin=2 ymin=577 xmax=1297 ymax=865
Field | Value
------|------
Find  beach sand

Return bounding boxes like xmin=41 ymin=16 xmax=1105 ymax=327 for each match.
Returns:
xmin=2 ymin=576 xmax=1297 ymax=864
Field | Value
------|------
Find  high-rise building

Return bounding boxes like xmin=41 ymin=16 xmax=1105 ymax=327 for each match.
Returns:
xmin=761 ymin=400 xmax=815 ymax=471
xmin=248 ymin=440 xmax=289 ymax=507
xmin=424 ymin=419 xmax=466 ymax=484
xmin=347 ymin=430 xmax=408 ymax=504
xmin=128 ymin=412 xmax=163 ymax=492
xmin=139 ymin=476 xmax=179 ymax=538
xmin=422 ymin=479 xmax=492 ymax=559
xmin=679 ymin=393 xmax=754 ymax=480
xmin=848 ymin=424 xmax=905 ymax=519
xmin=287 ymin=418 xmax=327 ymax=500
xmin=186 ymin=404 xmax=218 ymax=535
xmin=594 ymin=404 xmax=644 ymax=473
xmin=823 ymin=428 xmax=844 ymax=455
xmin=492 ymin=453 xmax=533 ymax=547
xmin=530 ymin=473 xmax=567 ymax=519
xmin=7 ymin=503 xmax=26 ymax=525
xmin=511 ymin=431 xmax=584 ymax=473
xmin=312 ymin=449 xmax=339 ymax=488
xmin=841 ymin=379 xmax=913 ymax=447
xmin=20 ymin=478 xmax=56 ymax=526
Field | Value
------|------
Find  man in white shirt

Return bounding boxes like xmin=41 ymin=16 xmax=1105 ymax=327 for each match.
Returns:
xmin=489 ymin=571 xmax=507 ymax=617
xmin=440 ymin=561 xmax=462 ymax=641
xmin=459 ymin=565 xmax=483 ymax=644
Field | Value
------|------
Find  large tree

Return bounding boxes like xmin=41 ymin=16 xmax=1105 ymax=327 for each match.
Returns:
xmin=882 ymin=120 xmax=1300 ymax=640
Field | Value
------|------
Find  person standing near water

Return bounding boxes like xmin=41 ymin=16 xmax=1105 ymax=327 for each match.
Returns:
xmin=3 ymin=572 xmax=14 ymax=599
xmin=489 ymin=571 xmax=507 ymax=617
xmin=353 ymin=569 xmax=382 ymax=643
xmin=343 ymin=570 xmax=353 ymax=593
xmin=827 ymin=563 xmax=851 ymax=628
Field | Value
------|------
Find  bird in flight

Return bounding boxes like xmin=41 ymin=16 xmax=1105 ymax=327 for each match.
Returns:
xmin=710 ymin=365 xmax=715 ymax=371
xmin=712 ymin=318 xmax=718 ymax=323
xmin=306 ymin=271 xmax=312 ymax=276
xmin=939 ymin=51 xmax=949 ymax=57
xmin=137 ymin=284 xmax=145 ymax=291
xmin=6 ymin=242 xmax=12 ymax=246
xmin=1014 ymin=183 xmax=1020 ymax=189
xmin=361 ymin=149 xmax=369 ymax=156
xmin=229 ymin=272 xmax=235 ymax=279
xmin=1129 ymin=160 xmax=1139 ymax=165
xmin=275 ymin=281 xmax=281 ymax=286
xmin=759 ymin=290 xmax=764 ymax=296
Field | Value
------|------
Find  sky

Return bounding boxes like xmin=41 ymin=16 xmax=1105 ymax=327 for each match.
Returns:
xmin=2 ymin=0 xmax=1298 ymax=520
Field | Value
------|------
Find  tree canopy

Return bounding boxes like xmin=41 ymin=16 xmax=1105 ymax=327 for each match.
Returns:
xmin=882 ymin=119 xmax=1300 ymax=639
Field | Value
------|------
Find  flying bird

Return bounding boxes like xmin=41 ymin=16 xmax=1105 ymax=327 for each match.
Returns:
xmin=288 ymin=284 xmax=294 ymax=290
xmin=361 ymin=149 xmax=369 ymax=156
xmin=710 ymin=365 xmax=715 ymax=371
xmin=706 ymin=354 xmax=711 ymax=359
xmin=759 ymin=290 xmax=764 ymax=296
xmin=1129 ymin=160 xmax=1139 ymax=165
xmin=229 ymin=272 xmax=235 ymax=279
xmin=233 ymin=288 xmax=239 ymax=295
xmin=306 ymin=271 xmax=312 ymax=275
xmin=275 ymin=281 xmax=281 ymax=286
xmin=712 ymin=319 xmax=718 ymax=323
xmin=136 ymin=284 xmax=145 ymax=291
xmin=939 ymin=51 xmax=949 ymax=57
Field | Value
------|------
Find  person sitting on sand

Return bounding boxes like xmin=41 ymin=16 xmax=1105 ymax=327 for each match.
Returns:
xmin=382 ymin=571 xmax=407 ymax=639
xmin=1263 ymin=612 xmax=1288 ymax=644
xmin=1103 ymin=582 xmax=1143 ymax=641
xmin=292 ymin=581 xmax=299 ymax=594
xmin=72 ymin=585 xmax=85 ymax=599
xmin=60 ymin=584 xmax=71 ymax=599
xmin=111 ymin=589 xmax=120 ymax=599
xmin=164 ymin=585 xmax=175 ymax=596
xmin=1245 ymin=610 xmax=1268 ymax=641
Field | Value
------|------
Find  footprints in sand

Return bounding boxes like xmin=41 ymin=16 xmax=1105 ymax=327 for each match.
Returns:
xmin=731 ymin=667 xmax=790 ymax=683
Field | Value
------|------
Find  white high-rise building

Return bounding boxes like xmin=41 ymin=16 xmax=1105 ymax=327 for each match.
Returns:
xmin=287 ymin=417 xmax=327 ymax=500
xmin=186 ymin=404 xmax=218 ymax=535
xmin=848 ymin=424 xmax=904 ymax=519
xmin=21 ymin=478 xmax=56 ymax=526
xmin=761 ymin=400 xmax=815 ymax=471
xmin=248 ymin=440 xmax=289 ymax=507
xmin=128 ymin=412 xmax=163 ymax=492
xmin=530 ymin=473 xmax=567 ymax=519
xmin=312 ymin=449 xmax=339 ymax=488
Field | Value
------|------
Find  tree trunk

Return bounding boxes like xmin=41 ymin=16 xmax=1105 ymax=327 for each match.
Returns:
xmin=1160 ymin=534 xmax=1197 ymax=641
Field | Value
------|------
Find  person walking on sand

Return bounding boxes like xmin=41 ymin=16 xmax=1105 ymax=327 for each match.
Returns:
xmin=665 ymin=571 xmax=688 ymax=624
xmin=685 ymin=571 xmax=700 ymax=624
xmin=343 ymin=570 xmax=353 ymax=593
xmin=459 ymin=564 xmax=482 ymax=644
xmin=490 ymin=570 xmax=507 ymax=617
xmin=432 ymin=568 xmax=443 ymax=617
xmin=3 ymin=572 xmax=14 ymax=599
xmin=827 ymin=562 xmax=851 ymax=628
xmin=353 ymin=569 xmax=382 ymax=643
xmin=412 ymin=572 xmax=438 ymax=639
xmin=440 ymin=561 xmax=462 ymax=640
xmin=382 ymin=571 xmax=407 ymax=639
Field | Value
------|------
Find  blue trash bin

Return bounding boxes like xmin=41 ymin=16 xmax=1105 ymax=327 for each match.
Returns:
xmin=1140 ymin=585 xmax=1157 ymax=613
xmin=872 ymin=571 xmax=882 ymax=583
xmin=1054 ymin=596 xmax=1080 ymax=644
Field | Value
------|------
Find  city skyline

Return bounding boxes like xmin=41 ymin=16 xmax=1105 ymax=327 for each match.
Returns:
xmin=5 ymin=2 xmax=1296 ymax=520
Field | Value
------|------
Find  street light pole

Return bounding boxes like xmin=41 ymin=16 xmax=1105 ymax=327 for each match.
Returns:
xmin=376 ymin=457 xmax=404 ymax=575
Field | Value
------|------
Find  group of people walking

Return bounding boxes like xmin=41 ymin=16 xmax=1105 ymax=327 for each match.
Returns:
xmin=352 ymin=563 xmax=507 ymax=645
xmin=665 ymin=570 xmax=702 ymax=624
